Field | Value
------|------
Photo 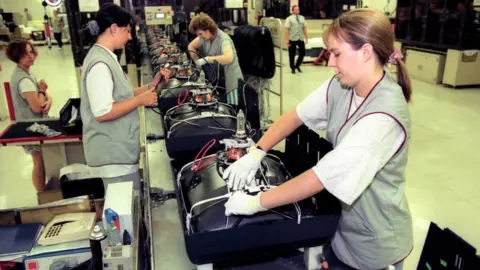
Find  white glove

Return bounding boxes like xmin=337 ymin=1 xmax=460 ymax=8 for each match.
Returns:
xmin=195 ymin=57 xmax=208 ymax=67
xmin=223 ymin=146 xmax=267 ymax=191
xmin=224 ymin=191 xmax=266 ymax=216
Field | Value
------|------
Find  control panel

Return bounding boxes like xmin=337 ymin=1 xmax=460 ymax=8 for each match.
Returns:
xmin=145 ymin=6 xmax=173 ymax=25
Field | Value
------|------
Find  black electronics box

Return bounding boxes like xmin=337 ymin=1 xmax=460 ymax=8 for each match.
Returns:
xmin=60 ymin=175 xmax=104 ymax=200
xmin=60 ymin=98 xmax=82 ymax=135
xmin=175 ymin=125 xmax=341 ymax=265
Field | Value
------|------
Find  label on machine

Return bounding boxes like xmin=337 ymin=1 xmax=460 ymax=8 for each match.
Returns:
xmin=145 ymin=6 xmax=173 ymax=25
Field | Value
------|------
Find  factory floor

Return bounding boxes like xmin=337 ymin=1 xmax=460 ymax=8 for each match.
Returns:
xmin=1 ymin=45 xmax=480 ymax=269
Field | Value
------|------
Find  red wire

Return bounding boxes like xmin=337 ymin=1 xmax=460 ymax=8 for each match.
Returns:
xmin=192 ymin=139 xmax=217 ymax=172
xmin=178 ymin=88 xmax=189 ymax=105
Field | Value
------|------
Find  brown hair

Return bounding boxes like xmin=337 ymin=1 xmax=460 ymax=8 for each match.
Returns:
xmin=6 ymin=39 xmax=37 ymax=64
xmin=324 ymin=9 xmax=412 ymax=102
xmin=189 ymin=13 xmax=218 ymax=35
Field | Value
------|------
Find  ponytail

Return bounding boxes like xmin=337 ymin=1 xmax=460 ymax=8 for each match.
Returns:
xmin=396 ymin=60 xmax=412 ymax=102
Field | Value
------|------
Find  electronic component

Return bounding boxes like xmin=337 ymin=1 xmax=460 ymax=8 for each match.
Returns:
xmin=145 ymin=6 xmax=173 ymax=25
xmin=103 ymin=245 xmax=133 ymax=270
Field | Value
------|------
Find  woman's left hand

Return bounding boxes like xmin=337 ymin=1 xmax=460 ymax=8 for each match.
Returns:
xmin=224 ymin=192 xmax=266 ymax=216
xmin=152 ymin=68 xmax=171 ymax=86
xmin=42 ymin=96 xmax=52 ymax=114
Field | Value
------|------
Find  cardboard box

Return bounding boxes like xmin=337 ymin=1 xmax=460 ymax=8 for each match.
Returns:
xmin=0 ymin=210 xmax=18 ymax=226
xmin=37 ymin=191 xmax=63 ymax=205
xmin=20 ymin=197 xmax=92 ymax=226
xmin=37 ymin=177 xmax=63 ymax=205
xmin=0 ymin=197 xmax=92 ymax=226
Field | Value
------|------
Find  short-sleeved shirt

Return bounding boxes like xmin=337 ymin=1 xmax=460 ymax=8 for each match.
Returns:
xmin=52 ymin=17 xmax=63 ymax=33
xmin=284 ymin=14 xmax=307 ymax=41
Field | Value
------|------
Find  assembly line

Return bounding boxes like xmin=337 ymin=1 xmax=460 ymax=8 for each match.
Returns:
xmin=0 ymin=1 xmax=479 ymax=270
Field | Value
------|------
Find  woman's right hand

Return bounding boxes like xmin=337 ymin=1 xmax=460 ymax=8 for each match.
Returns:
xmin=38 ymin=80 xmax=48 ymax=91
xmin=136 ymin=87 xmax=157 ymax=107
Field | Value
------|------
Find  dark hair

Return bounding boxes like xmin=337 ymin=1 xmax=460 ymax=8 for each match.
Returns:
xmin=189 ymin=13 xmax=218 ymax=35
xmin=324 ymin=9 xmax=412 ymax=102
xmin=6 ymin=39 xmax=36 ymax=63
xmin=95 ymin=3 xmax=134 ymax=35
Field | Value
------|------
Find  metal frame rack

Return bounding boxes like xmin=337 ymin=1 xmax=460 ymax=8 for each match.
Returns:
xmin=259 ymin=17 xmax=284 ymax=115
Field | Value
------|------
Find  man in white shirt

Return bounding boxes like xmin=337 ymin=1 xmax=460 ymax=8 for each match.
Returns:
xmin=24 ymin=8 xmax=32 ymax=26
xmin=284 ymin=5 xmax=308 ymax=74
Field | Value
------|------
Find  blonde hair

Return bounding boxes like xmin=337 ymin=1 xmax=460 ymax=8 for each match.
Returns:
xmin=324 ymin=9 xmax=412 ymax=102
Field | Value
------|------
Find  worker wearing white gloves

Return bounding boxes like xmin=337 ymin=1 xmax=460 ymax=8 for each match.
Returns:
xmin=223 ymin=9 xmax=413 ymax=270
xmin=187 ymin=13 xmax=243 ymax=105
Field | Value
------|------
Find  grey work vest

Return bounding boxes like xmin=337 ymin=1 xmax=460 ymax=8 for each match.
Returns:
xmin=9 ymin=66 xmax=44 ymax=120
xmin=80 ymin=45 xmax=140 ymax=168
xmin=326 ymin=74 xmax=413 ymax=269
xmin=200 ymin=29 xmax=243 ymax=105
xmin=286 ymin=14 xmax=306 ymax=41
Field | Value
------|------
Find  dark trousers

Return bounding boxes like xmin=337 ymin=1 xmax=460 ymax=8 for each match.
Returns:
xmin=53 ymin=32 xmax=63 ymax=48
xmin=288 ymin=40 xmax=305 ymax=70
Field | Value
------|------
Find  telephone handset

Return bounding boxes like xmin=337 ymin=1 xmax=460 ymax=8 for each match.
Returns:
xmin=38 ymin=212 xmax=96 ymax=246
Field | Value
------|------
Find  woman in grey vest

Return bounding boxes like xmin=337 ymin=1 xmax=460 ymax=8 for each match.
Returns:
xmin=223 ymin=9 xmax=413 ymax=269
xmin=80 ymin=3 xmax=170 ymax=193
xmin=187 ymin=13 xmax=243 ymax=105
xmin=6 ymin=39 xmax=53 ymax=192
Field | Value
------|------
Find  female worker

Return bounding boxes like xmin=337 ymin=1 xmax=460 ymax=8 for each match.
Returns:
xmin=7 ymin=39 xmax=53 ymax=192
xmin=223 ymin=9 xmax=412 ymax=270
xmin=80 ymin=3 xmax=170 ymax=191
xmin=187 ymin=13 xmax=243 ymax=105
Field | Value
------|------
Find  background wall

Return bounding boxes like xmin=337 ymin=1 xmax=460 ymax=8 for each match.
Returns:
xmin=0 ymin=0 xmax=57 ymax=20
xmin=362 ymin=0 xmax=397 ymax=15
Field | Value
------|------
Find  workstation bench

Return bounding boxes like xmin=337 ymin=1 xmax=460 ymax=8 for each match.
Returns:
xmin=142 ymin=103 xmax=341 ymax=270
xmin=0 ymin=118 xmax=149 ymax=270
xmin=0 ymin=118 xmax=84 ymax=182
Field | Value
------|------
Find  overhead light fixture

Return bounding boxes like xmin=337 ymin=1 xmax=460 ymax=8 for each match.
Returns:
xmin=44 ymin=0 xmax=63 ymax=7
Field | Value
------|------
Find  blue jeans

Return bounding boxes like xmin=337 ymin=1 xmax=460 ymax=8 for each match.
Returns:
xmin=324 ymin=247 xmax=404 ymax=270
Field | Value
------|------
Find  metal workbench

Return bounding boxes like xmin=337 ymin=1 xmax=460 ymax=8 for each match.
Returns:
xmin=143 ymin=107 xmax=194 ymax=269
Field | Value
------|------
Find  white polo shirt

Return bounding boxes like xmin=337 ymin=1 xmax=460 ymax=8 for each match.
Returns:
xmin=296 ymin=79 xmax=406 ymax=205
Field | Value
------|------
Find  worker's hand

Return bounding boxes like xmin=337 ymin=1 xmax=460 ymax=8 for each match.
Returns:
xmin=136 ymin=87 xmax=157 ymax=107
xmin=152 ymin=69 xmax=170 ymax=86
xmin=195 ymin=57 xmax=209 ymax=67
xmin=42 ymin=96 xmax=52 ymax=114
xmin=286 ymin=40 xmax=290 ymax=47
xmin=225 ymin=191 xmax=266 ymax=216
xmin=223 ymin=146 xmax=266 ymax=191
xmin=305 ymin=38 xmax=308 ymax=44
xmin=38 ymin=80 xmax=48 ymax=91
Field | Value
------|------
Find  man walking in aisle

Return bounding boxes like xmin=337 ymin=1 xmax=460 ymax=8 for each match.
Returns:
xmin=285 ymin=5 xmax=308 ymax=74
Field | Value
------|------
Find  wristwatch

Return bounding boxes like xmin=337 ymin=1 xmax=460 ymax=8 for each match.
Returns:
xmin=38 ymin=91 xmax=46 ymax=97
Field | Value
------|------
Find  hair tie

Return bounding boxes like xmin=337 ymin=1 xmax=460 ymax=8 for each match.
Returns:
xmin=388 ymin=49 xmax=404 ymax=64
xmin=87 ymin=20 xmax=100 ymax=36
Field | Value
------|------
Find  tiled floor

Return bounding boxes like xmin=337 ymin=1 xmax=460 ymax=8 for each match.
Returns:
xmin=1 ymin=44 xmax=479 ymax=269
